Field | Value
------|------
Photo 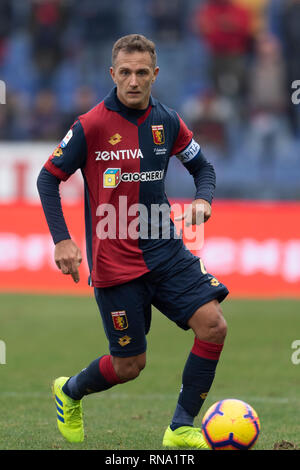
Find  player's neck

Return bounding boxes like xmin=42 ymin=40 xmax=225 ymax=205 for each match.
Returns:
xmin=115 ymin=90 xmax=149 ymax=116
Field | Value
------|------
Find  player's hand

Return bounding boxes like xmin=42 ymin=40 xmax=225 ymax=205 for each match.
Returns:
xmin=54 ymin=239 xmax=82 ymax=283
xmin=175 ymin=199 xmax=212 ymax=227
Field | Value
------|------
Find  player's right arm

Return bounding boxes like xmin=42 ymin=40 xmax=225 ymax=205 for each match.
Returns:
xmin=37 ymin=119 xmax=87 ymax=283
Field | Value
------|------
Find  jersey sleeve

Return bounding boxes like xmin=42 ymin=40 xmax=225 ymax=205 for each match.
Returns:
xmin=170 ymin=114 xmax=194 ymax=156
xmin=37 ymin=167 xmax=71 ymax=244
xmin=44 ymin=119 xmax=87 ymax=181
xmin=170 ymin=113 xmax=216 ymax=203
xmin=183 ymin=150 xmax=216 ymax=204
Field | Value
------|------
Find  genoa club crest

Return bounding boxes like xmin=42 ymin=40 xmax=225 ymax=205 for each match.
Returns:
xmin=111 ymin=311 xmax=128 ymax=330
xmin=152 ymin=125 xmax=165 ymax=145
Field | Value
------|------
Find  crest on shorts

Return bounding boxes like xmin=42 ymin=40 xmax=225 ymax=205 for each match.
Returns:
xmin=111 ymin=310 xmax=128 ymax=330
xmin=152 ymin=125 xmax=165 ymax=145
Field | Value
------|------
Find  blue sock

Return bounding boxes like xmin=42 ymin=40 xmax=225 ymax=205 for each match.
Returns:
xmin=171 ymin=339 xmax=223 ymax=430
xmin=62 ymin=355 xmax=122 ymax=400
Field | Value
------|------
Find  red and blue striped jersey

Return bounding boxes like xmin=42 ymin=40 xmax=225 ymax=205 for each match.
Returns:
xmin=43 ymin=87 xmax=215 ymax=287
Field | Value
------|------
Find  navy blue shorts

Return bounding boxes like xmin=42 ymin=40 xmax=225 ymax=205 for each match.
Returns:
xmin=94 ymin=254 xmax=229 ymax=358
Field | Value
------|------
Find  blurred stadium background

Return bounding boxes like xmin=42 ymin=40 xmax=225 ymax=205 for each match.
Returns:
xmin=0 ymin=0 xmax=300 ymax=298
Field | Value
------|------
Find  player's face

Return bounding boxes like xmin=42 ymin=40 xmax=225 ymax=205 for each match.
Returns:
xmin=110 ymin=50 xmax=159 ymax=110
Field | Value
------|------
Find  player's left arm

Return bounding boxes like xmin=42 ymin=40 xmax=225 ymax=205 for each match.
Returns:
xmin=175 ymin=147 xmax=215 ymax=226
xmin=171 ymin=115 xmax=216 ymax=226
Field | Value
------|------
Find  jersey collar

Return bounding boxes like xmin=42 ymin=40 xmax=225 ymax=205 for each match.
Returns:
xmin=104 ymin=86 xmax=157 ymax=112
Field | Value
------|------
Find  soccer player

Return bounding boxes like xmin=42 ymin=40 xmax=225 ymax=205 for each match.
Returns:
xmin=37 ymin=34 xmax=229 ymax=449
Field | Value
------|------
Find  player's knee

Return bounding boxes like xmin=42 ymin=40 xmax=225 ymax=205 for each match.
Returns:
xmin=117 ymin=363 xmax=144 ymax=382
xmin=112 ymin=355 xmax=146 ymax=382
xmin=209 ymin=303 xmax=227 ymax=343
xmin=203 ymin=302 xmax=227 ymax=343
xmin=202 ymin=318 xmax=227 ymax=345
xmin=190 ymin=300 xmax=227 ymax=344
xmin=213 ymin=314 xmax=227 ymax=344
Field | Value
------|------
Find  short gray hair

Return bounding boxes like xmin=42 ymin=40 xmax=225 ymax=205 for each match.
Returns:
xmin=112 ymin=34 xmax=157 ymax=69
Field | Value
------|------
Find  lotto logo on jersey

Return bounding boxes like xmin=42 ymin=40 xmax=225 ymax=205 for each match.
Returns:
xmin=108 ymin=133 xmax=122 ymax=146
xmin=111 ymin=311 xmax=128 ymax=331
xmin=103 ymin=168 xmax=121 ymax=188
xmin=152 ymin=125 xmax=165 ymax=145
xmin=52 ymin=146 xmax=63 ymax=157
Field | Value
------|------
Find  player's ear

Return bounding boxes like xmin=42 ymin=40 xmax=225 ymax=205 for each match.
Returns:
xmin=110 ymin=67 xmax=116 ymax=83
xmin=152 ymin=66 xmax=159 ymax=83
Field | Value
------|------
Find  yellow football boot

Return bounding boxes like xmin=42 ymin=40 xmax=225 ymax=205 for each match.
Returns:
xmin=163 ymin=425 xmax=209 ymax=449
xmin=52 ymin=376 xmax=84 ymax=443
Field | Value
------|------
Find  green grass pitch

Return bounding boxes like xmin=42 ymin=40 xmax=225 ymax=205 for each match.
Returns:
xmin=0 ymin=293 xmax=300 ymax=450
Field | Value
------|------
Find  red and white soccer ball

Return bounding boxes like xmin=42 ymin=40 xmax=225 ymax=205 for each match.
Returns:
xmin=201 ymin=398 xmax=261 ymax=450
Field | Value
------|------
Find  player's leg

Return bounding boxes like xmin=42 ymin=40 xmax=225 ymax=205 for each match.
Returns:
xmin=53 ymin=277 xmax=152 ymax=442
xmin=169 ymin=300 xmax=227 ymax=432
xmin=112 ymin=352 xmax=146 ymax=381
xmin=62 ymin=353 xmax=146 ymax=398
xmin=63 ymin=278 xmax=151 ymax=397
xmin=63 ymin=352 xmax=146 ymax=401
xmin=53 ymin=352 xmax=146 ymax=443
xmin=153 ymin=256 xmax=229 ymax=448
xmin=161 ymin=301 xmax=227 ymax=449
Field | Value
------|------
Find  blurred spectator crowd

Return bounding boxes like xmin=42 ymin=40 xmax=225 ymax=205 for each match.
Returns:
xmin=0 ymin=0 xmax=300 ymax=199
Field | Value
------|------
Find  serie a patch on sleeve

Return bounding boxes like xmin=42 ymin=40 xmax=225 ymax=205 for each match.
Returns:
xmin=60 ymin=129 xmax=73 ymax=148
xmin=176 ymin=139 xmax=200 ymax=163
